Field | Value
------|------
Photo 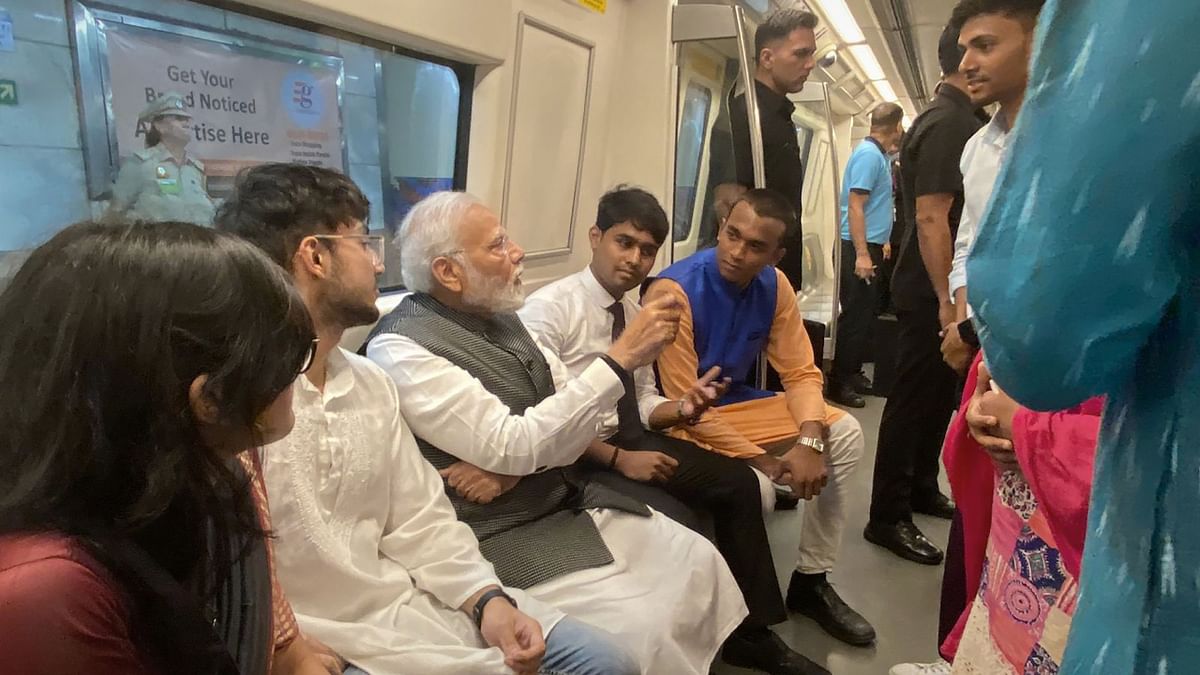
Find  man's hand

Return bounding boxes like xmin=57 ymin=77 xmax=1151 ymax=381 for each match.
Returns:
xmin=782 ymin=422 xmax=830 ymax=500
xmin=303 ymin=635 xmax=346 ymax=675
xmin=938 ymin=300 xmax=957 ymax=333
xmin=679 ymin=365 xmax=732 ymax=420
xmin=965 ymin=362 xmax=1020 ymax=472
xmin=940 ymin=322 xmax=974 ymax=375
xmin=608 ymin=295 xmax=682 ymax=371
xmin=854 ymin=252 xmax=876 ymax=281
xmin=614 ymin=450 xmax=679 ymax=483
xmin=883 ymin=242 xmax=892 ymax=260
xmin=478 ymin=599 xmax=546 ymax=675
xmin=746 ymin=453 xmax=788 ymax=483
xmin=440 ymin=462 xmax=521 ymax=504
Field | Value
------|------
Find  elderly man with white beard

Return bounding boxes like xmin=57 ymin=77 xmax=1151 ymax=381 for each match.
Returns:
xmin=365 ymin=191 xmax=748 ymax=674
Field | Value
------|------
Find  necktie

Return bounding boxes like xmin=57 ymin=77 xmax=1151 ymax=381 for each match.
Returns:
xmin=607 ymin=301 xmax=644 ymax=442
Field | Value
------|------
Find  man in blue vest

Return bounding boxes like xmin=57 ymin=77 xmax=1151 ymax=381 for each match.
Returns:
xmin=645 ymin=189 xmax=873 ymax=647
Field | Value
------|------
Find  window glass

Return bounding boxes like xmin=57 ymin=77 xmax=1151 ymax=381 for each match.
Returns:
xmin=0 ymin=0 xmax=469 ymax=291
xmin=672 ymin=82 xmax=712 ymax=243
xmin=377 ymin=55 xmax=461 ymax=290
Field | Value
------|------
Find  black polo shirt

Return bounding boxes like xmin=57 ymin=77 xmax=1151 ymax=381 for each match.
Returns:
xmin=731 ymin=79 xmax=805 ymax=289
xmin=890 ymin=83 xmax=983 ymax=312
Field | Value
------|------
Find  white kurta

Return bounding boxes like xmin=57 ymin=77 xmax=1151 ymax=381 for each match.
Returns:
xmin=261 ymin=348 xmax=563 ymax=675
xmin=367 ymin=330 xmax=748 ymax=675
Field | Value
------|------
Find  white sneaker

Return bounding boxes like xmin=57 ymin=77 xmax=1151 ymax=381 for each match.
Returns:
xmin=888 ymin=660 xmax=951 ymax=675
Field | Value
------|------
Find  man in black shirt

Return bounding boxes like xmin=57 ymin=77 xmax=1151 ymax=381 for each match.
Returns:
xmin=730 ymin=9 xmax=818 ymax=290
xmin=864 ymin=24 xmax=984 ymax=565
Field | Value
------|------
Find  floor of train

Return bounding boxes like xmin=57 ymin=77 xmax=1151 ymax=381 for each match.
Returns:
xmin=713 ymin=393 xmax=951 ymax=675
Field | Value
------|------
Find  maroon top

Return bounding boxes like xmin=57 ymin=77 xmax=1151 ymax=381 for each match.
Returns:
xmin=0 ymin=532 xmax=154 ymax=674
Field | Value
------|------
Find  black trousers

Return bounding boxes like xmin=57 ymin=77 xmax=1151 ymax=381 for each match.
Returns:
xmin=585 ymin=430 xmax=788 ymax=629
xmin=938 ymin=510 xmax=966 ymax=653
xmin=868 ymin=300 xmax=957 ymax=524
xmin=831 ymin=239 xmax=885 ymax=383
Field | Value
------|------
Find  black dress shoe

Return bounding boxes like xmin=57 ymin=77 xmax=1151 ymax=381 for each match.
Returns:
xmin=785 ymin=572 xmax=876 ymax=646
xmin=853 ymin=372 xmax=873 ymax=395
xmin=722 ymin=629 xmax=830 ymax=675
xmin=913 ymin=492 xmax=956 ymax=520
xmin=826 ymin=381 xmax=866 ymax=408
xmin=864 ymin=520 xmax=944 ymax=565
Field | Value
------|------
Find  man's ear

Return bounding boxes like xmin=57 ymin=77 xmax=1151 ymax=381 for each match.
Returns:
xmin=588 ymin=225 xmax=602 ymax=250
xmin=431 ymin=256 xmax=463 ymax=294
xmin=188 ymin=374 xmax=220 ymax=425
xmin=772 ymin=246 xmax=787 ymax=266
xmin=293 ymin=236 xmax=329 ymax=280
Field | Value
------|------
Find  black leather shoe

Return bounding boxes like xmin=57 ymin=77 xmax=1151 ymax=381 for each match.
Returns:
xmin=722 ymin=629 xmax=830 ymax=675
xmin=853 ymin=372 xmax=873 ymax=395
xmin=786 ymin=573 xmax=876 ymax=646
xmin=914 ymin=492 xmax=956 ymax=520
xmin=864 ymin=520 xmax=944 ymax=565
xmin=826 ymin=381 xmax=866 ymax=408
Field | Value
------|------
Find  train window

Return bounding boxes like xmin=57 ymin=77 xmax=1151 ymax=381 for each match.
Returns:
xmin=0 ymin=0 xmax=470 ymax=291
xmin=673 ymin=82 xmax=712 ymax=243
xmin=377 ymin=55 xmax=463 ymax=290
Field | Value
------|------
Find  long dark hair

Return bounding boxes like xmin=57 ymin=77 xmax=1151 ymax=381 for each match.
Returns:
xmin=0 ymin=221 xmax=314 ymax=670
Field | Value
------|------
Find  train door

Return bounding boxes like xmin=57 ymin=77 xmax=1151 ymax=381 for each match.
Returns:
xmin=669 ymin=3 xmax=844 ymax=361
xmin=790 ymin=82 xmax=843 ymax=358
xmin=669 ymin=3 xmax=759 ymax=263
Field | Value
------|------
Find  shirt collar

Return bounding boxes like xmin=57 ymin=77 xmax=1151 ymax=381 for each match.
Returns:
xmin=581 ymin=267 xmax=623 ymax=310
xmin=981 ymin=113 xmax=1011 ymax=149
xmin=295 ymin=346 xmax=355 ymax=403
xmin=935 ymin=82 xmax=974 ymax=112
xmin=864 ymin=136 xmax=886 ymax=155
xmin=754 ymin=79 xmax=795 ymax=117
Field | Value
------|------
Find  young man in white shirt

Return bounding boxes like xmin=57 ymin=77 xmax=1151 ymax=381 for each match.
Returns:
xmin=939 ymin=0 xmax=1038 ymax=375
xmin=215 ymin=163 xmax=639 ymax=675
xmin=364 ymin=191 xmax=748 ymax=675
xmin=519 ymin=186 xmax=833 ymax=675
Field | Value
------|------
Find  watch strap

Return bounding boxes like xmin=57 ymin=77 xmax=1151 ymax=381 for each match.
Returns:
xmin=799 ymin=436 xmax=825 ymax=454
xmin=472 ymin=588 xmax=517 ymax=629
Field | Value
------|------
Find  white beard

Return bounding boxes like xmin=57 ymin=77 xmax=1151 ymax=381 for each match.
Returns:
xmin=461 ymin=261 xmax=525 ymax=313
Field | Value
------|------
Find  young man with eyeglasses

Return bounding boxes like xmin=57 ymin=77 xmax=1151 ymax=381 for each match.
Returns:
xmin=216 ymin=163 xmax=639 ymax=675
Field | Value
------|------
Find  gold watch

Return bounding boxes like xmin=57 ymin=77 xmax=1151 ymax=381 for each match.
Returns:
xmin=798 ymin=436 xmax=825 ymax=454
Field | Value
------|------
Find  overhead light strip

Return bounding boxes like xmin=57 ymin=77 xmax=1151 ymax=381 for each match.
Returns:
xmin=848 ymin=43 xmax=886 ymax=81
xmin=873 ymin=79 xmax=898 ymax=102
xmin=809 ymin=0 xmax=865 ymax=44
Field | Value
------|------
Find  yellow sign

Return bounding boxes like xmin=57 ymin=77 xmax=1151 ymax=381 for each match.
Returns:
xmin=578 ymin=0 xmax=606 ymax=13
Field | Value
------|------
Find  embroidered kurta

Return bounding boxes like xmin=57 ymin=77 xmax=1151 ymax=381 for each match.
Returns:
xmin=261 ymin=348 xmax=564 ymax=675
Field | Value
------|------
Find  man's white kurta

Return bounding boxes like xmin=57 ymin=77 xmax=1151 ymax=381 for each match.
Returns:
xmin=262 ymin=348 xmax=563 ymax=674
xmin=368 ymin=332 xmax=748 ymax=675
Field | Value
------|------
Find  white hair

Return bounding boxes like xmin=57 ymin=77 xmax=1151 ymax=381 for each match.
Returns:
xmin=397 ymin=191 xmax=482 ymax=293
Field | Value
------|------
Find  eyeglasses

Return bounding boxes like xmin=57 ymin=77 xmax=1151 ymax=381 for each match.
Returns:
xmin=297 ymin=338 xmax=319 ymax=375
xmin=313 ymin=234 xmax=386 ymax=266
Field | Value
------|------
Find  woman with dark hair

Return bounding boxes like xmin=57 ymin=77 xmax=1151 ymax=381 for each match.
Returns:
xmin=0 ymin=221 xmax=319 ymax=674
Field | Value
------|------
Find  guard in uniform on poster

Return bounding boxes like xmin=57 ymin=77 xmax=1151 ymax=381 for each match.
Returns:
xmin=106 ymin=92 xmax=216 ymax=225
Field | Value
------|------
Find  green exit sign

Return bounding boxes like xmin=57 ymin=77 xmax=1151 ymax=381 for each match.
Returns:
xmin=0 ymin=79 xmax=16 ymax=105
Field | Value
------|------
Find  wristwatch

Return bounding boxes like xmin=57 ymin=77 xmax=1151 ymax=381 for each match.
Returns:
xmin=472 ymin=588 xmax=518 ymax=628
xmin=798 ymin=436 xmax=825 ymax=454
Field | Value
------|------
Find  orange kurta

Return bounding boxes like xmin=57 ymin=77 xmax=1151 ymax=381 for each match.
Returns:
xmin=649 ymin=268 xmax=844 ymax=459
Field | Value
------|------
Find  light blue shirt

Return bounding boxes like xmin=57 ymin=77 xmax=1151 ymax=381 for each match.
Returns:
xmin=968 ymin=1 xmax=1200 ymax=672
xmin=839 ymin=138 xmax=894 ymax=245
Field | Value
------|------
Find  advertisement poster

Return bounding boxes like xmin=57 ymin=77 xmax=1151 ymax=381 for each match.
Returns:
xmin=105 ymin=23 xmax=344 ymax=178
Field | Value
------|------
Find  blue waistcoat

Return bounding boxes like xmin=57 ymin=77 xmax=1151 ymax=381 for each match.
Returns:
xmin=658 ymin=248 xmax=777 ymax=407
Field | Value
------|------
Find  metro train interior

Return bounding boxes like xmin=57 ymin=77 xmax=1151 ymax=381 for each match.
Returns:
xmin=1 ymin=0 xmax=1157 ymax=673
